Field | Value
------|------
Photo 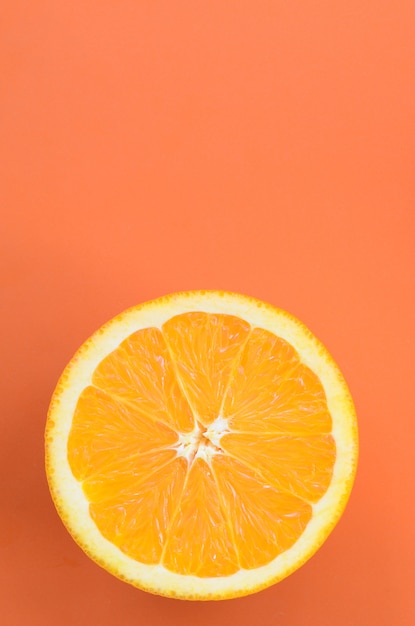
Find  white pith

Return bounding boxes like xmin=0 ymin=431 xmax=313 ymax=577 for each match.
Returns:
xmin=174 ymin=416 xmax=230 ymax=463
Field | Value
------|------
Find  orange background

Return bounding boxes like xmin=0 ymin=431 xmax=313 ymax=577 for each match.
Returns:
xmin=1 ymin=2 xmax=414 ymax=624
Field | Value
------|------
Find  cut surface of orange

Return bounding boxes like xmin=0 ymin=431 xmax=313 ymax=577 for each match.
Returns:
xmin=45 ymin=291 xmax=358 ymax=600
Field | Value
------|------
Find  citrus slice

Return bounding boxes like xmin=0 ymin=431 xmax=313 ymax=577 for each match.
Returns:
xmin=45 ymin=291 xmax=358 ymax=600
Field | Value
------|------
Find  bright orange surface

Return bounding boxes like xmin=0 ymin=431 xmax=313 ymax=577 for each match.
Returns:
xmin=1 ymin=0 xmax=414 ymax=623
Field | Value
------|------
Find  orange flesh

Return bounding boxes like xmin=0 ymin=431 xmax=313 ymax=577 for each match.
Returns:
xmin=67 ymin=313 xmax=336 ymax=577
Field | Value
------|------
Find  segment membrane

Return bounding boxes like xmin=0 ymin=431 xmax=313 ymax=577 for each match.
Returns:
xmin=162 ymin=313 xmax=251 ymax=425
xmin=221 ymin=433 xmax=336 ymax=503
xmin=92 ymin=327 xmax=195 ymax=433
xmin=223 ymin=328 xmax=332 ymax=435
xmin=212 ymin=455 xmax=312 ymax=569
xmin=68 ymin=386 xmax=178 ymax=481
xmin=162 ymin=458 xmax=239 ymax=576
xmin=82 ymin=448 xmax=178 ymax=504
xmin=90 ymin=458 xmax=187 ymax=564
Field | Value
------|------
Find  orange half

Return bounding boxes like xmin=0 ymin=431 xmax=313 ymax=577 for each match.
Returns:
xmin=45 ymin=291 xmax=358 ymax=600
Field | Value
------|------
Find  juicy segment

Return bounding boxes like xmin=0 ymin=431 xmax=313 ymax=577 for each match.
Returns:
xmin=67 ymin=312 xmax=336 ymax=577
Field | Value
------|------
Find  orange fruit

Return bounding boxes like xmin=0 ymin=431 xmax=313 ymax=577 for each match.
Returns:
xmin=45 ymin=291 xmax=358 ymax=600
